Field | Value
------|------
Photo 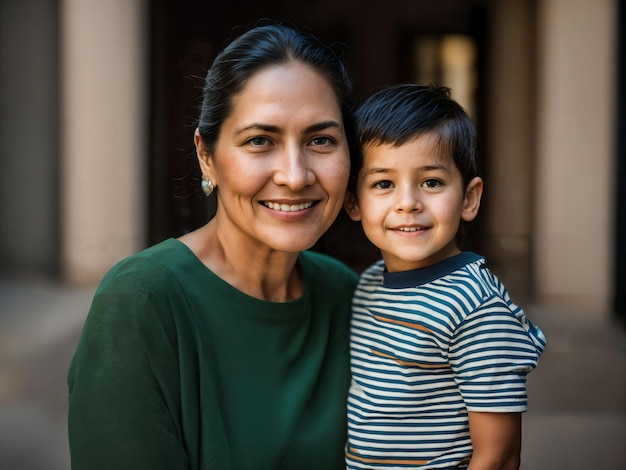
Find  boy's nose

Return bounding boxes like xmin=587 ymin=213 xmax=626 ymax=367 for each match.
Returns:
xmin=395 ymin=187 xmax=423 ymax=212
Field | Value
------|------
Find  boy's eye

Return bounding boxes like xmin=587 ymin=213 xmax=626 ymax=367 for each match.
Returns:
xmin=422 ymin=179 xmax=441 ymax=189
xmin=374 ymin=180 xmax=393 ymax=189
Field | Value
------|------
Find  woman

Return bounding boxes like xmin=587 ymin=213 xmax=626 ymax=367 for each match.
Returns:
xmin=67 ymin=23 xmax=359 ymax=470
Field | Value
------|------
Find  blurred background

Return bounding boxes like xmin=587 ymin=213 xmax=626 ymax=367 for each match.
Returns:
xmin=0 ymin=0 xmax=624 ymax=468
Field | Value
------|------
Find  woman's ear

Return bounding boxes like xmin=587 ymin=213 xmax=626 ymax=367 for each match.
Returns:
xmin=344 ymin=191 xmax=362 ymax=221
xmin=461 ymin=176 xmax=483 ymax=222
xmin=194 ymin=128 xmax=214 ymax=181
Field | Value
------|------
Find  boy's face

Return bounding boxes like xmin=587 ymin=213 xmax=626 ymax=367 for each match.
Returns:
xmin=345 ymin=132 xmax=482 ymax=272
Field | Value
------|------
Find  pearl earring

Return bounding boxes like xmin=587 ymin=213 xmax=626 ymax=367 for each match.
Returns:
xmin=201 ymin=178 xmax=214 ymax=196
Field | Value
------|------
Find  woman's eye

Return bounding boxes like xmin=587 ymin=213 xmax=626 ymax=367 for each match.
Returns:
xmin=310 ymin=136 xmax=335 ymax=146
xmin=374 ymin=180 xmax=393 ymax=189
xmin=247 ymin=136 xmax=269 ymax=146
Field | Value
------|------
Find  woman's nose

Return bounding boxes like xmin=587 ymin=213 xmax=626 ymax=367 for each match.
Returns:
xmin=273 ymin=145 xmax=315 ymax=190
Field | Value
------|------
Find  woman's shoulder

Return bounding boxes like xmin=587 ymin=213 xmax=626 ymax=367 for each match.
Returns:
xmin=80 ymin=240 xmax=190 ymax=345
xmin=96 ymin=238 xmax=190 ymax=296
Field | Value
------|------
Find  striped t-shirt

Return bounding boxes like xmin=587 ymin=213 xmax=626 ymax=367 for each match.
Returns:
xmin=346 ymin=252 xmax=546 ymax=469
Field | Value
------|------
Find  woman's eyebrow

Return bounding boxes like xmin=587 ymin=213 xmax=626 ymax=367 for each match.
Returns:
xmin=234 ymin=120 xmax=341 ymax=135
xmin=304 ymin=121 xmax=342 ymax=133
xmin=235 ymin=123 xmax=280 ymax=135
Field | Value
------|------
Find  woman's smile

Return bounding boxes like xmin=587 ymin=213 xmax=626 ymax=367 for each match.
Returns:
xmin=261 ymin=200 xmax=317 ymax=212
xmin=198 ymin=61 xmax=350 ymax=254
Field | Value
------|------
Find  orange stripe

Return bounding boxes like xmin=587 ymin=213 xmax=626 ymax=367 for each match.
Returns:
xmin=373 ymin=315 xmax=432 ymax=333
xmin=347 ymin=447 xmax=428 ymax=466
xmin=371 ymin=349 xmax=450 ymax=369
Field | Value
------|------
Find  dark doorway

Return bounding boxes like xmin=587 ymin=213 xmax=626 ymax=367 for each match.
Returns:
xmin=147 ymin=1 xmax=489 ymax=272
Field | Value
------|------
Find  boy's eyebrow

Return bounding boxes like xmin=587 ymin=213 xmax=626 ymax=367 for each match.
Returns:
xmin=421 ymin=164 xmax=451 ymax=172
xmin=362 ymin=164 xmax=451 ymax=175
xmin=363 ymin=167 xmax=392 ymax=174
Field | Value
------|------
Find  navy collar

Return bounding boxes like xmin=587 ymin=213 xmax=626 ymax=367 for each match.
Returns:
xmin=382 ymin=252 xmax=484 ymax=288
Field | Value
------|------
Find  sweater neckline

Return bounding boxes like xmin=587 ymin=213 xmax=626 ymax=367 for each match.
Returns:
xmin=167 ymin=238 xmax=310 ymax=308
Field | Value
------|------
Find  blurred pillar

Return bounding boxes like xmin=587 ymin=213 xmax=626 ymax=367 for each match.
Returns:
xmin=484 ymin=0 xmax=535 ymax=301
xmin=0 ymin=0 xmax=58 ymax=276
xmin=60 ymin=0 xmax=147 ymax=285
xmin=534 ymin=0 xmax=616 ymax=309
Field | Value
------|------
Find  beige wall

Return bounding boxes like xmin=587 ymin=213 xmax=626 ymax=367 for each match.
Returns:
xmin=60 ymin=0 xmax=148 ymax=285
xmin=484 ymin=0 xmax=535 ymax=302
xmin=534 ymin=0 xmax=616 ymax=309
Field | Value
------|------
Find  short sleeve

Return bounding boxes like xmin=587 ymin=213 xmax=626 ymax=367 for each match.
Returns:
xmin=448 ymin=296 xmax=543 ymax=412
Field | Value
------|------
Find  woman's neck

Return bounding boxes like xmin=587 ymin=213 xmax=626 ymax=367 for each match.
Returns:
xmin=178 ymin=221 xmax=303 ymax=302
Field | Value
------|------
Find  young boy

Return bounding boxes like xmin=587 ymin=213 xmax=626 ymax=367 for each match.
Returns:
xmin=344 ymin=84 xmax=546 ymax=469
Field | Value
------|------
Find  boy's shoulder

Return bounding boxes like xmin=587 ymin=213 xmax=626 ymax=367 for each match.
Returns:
xmin=357 ymin=259 xmax=386 ymax=283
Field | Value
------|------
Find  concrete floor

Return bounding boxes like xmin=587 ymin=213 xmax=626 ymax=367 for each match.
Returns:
xmin=0 ymin=277 xmax=624 ymax=470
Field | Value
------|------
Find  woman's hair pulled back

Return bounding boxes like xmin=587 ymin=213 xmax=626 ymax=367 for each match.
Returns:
xmin=197 ymin=23 xmax=357 ymax=160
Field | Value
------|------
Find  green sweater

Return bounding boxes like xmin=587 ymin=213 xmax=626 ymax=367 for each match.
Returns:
xmin=68 ymin=238 xmax=358 ymax=469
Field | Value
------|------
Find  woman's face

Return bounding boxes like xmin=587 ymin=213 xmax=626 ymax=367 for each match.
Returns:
xmin=198 ymin=61 xmax=350 ymax=253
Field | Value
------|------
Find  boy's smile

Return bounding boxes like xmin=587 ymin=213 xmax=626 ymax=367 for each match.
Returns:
xmin=346 ymin=132 xmax=482 ymax=273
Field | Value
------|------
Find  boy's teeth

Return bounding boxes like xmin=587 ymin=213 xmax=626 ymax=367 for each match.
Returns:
xmin=265 ymin=201 xmax=313 ymax=212
xmin=399 ymin=227 xmax=423 ymax=232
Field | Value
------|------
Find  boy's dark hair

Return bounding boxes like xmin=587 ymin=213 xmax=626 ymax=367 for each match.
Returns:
xmin=350 ymin=83 xmax=479 ymax=192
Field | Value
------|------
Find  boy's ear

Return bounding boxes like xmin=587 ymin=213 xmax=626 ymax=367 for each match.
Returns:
xmin=194 ymin=128 xmax=215 ymax=183
xmin=344 ymin=191 xmax=362 ymax=221
xmin=461 ymin=176 xmax=483 ymax=222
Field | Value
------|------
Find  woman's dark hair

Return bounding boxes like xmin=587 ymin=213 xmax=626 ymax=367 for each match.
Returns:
xmin=197 ymin=23 xmax=358 ymax=167
xmin=351 ymin=83 xmax=479 ymax=191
